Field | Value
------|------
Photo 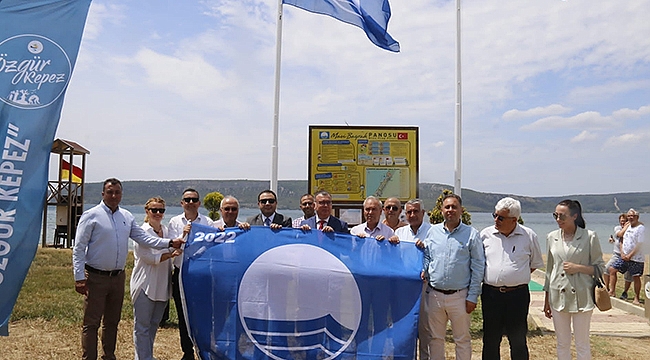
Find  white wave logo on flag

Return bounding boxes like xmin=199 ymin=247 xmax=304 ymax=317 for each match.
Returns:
xmin=238 ymin=244 xmax=362 ymax=360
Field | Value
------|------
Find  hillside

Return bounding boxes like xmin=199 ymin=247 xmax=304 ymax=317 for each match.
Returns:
xmin=80 ymin=180 xmax=650 ymax=213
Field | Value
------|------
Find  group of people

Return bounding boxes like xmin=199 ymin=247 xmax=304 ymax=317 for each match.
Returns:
xmin=72 ymin=179 xmax=644 ymax=360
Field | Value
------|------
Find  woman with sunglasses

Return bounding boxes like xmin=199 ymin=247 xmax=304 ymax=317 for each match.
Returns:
xmin=543 ymin=199 xmax=605 ymax=360
xmin=130 ymin=197 xmax=181 ymax=360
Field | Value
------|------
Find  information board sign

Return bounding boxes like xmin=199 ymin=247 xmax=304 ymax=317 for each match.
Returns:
xmin=308 ymin=126 xmax=419 ymax=203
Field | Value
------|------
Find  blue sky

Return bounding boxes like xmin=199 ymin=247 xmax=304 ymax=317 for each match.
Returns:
xmin=54 ymin=0 xmax=650 ymax=197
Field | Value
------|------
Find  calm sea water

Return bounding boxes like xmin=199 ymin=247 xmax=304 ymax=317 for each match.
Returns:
xmin=41 ymin=205 xmax=641 ymax=254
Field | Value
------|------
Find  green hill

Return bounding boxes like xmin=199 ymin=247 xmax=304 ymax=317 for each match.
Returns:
xmin=80 ymin=180 xmax=650 ymax=213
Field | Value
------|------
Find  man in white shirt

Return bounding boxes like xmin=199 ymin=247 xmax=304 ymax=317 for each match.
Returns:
xmin=390 ymin=198 xmax=430 ymax=245
xmin=350 ymin=196 xmax=394 ymax=241
xmin=610 ymin=208 xmax=646 ymax=305
xmin=167 ymin=188 xmax=214 ymax=360
xmin=480 ymin=197 xmax=543 ymax=360
xmin=213 ymin=196 xmax=250 ymax=230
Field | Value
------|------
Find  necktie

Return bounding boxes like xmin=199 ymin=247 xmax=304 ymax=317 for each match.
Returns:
xmin=264 ymin=218 xmax=271 ymax=226
xmin=319 ymin=220 xmax=326 ymax=230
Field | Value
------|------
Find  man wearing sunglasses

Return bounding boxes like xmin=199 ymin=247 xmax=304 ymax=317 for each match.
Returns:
xmin=213 ymin=196 xmax=250 ymax=230
xmin=247 ymin=189 xmax=292 ymax=229
xmin=292 ymin=193 xmax=316 ymax=228
xmin=479 ymin=197 xmax=543 ymax=360
xmin=381 ymin=197 xmax=408 ymax=231
xmin=167 ymin=188 xmax=214 ymax=360
xmin=300 ymin=190 xmax=349 ymax=233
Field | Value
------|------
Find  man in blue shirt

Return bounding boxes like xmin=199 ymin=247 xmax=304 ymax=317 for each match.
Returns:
xmin=72 ymin=178 xmax=184 ymax=360
xmin=419 ymin=193 xmax=485 ymax=360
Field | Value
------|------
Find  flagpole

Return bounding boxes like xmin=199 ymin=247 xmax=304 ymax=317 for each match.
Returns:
xmin=454 ymin=0 xmax=462 ymax=197
xmin=271 ymin=0 xmax=284 ymax=192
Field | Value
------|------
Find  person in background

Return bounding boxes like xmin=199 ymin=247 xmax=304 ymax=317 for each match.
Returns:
xmin=72 ymin=179 xmax=183 ymax=360
xmin=167 ymin=188 xmax=214 ymax=360
xmin=609 ymin=208 xmax=646 ymax=305
xmin=247 ymin=189 xmax=292 ymax=229
xmin=131 ymin=197 xmax=181 ymax=360
xmin=300 ymin=190 xmax=349 ymax=233
xmin=480 ymin=197 xmax=543 ymax=360
xmin=543 ymin=199 xmax=605 ymax=360
xmin=381 ymin=197 xmax=408 ymax=231
xmin=292 ymin=193 xmax=316 ymax=228
xmin=603 ymin=213 xmax=632 ymax=297
xmin=213 ymin=196 xmax=250 ymax=230
xmin=419 ymin=193 xmax=485 ymax=360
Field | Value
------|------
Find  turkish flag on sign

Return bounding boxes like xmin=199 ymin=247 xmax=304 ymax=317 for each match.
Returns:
xmin=397 ymin=133 xmax=408 ymax=140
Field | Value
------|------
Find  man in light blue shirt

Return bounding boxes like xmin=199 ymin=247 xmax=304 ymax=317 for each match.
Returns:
xmin=419 ymin=193 xmax=485 ymax=360
xmin=72 ymin=178 xmax=183 ymax=360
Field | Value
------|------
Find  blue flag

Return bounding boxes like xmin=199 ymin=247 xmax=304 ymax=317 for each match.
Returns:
xmin=0 ymin=0 xmax=91 ymax=335
xmin=283 ymin=0 xmax=400 ymax=52
xmin=182 ymin=224 xmax=422 ymax=359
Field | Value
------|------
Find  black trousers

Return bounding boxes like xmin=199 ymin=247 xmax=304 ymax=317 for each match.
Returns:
xmin=481 ymin=284 xmax=530 ymax=360
xmin=172 ymin=266 xmax=194 ymax=359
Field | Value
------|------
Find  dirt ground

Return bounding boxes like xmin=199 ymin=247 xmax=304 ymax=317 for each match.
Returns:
xmin=2 ymin=318 xmax=650 ymax=359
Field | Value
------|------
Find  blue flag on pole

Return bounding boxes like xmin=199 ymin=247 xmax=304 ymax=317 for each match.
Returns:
xmin=283 ymin=0 xmax=400 ymax=52
xmin=0 ymin=0 xmax=91 ymax=335
xmin=182 ymin=224 xmax=422 ymax=359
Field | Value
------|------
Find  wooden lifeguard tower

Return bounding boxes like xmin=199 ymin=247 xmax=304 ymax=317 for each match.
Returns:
xmin=41 ymin=139 xmax=90 ymax=248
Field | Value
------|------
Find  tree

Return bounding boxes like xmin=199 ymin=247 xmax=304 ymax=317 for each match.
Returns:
xmin=203 ymin=191 xmax=224 ymax=221
xmin=428 ymin=189 xmax=472 ymax=225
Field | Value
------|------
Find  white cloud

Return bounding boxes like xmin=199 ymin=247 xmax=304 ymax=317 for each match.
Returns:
xmin=605 ymin=131 xmax=650 ymax=148
xmin=521 ymin=111 xmax=615 ymax=131
xmin=611 ymin=105 xmax=650 ymax=120
xmin=502 ymin=104 xmax=571 ymax=121
xmin=570 ymin=130 xmax=598 ymax=143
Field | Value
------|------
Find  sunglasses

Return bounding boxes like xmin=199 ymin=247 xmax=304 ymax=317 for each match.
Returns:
xmin=301 ymin=201 xmax=314 ymax=206
xmin=148 ymin=208 xmax=165 ymax=214
xmin=552 ymin=212 xmax=567 ymax=221
xmin=222 ymin=207 xmax=238 ymax=212
xmin=492 ymin=213 xmax=511 ymax=221
xmin=259 ymin=198 xmax=276 ymax=204
xmin=384 ymin=205 xmax=399 ymax=211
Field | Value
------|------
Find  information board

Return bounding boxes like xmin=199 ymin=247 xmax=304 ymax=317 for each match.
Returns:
xmin=308 ymin=126 xmax=419 ymax=203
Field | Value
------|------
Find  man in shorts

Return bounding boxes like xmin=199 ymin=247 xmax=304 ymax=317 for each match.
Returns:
xmin=609 ymin=208 xmax=645 ymax=305
xmin=603 ymin=213 xmax=634 ymax=298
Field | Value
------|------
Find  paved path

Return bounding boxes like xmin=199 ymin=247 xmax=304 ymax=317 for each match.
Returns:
xmin=528 ymin=270 xmax=650 ymax=338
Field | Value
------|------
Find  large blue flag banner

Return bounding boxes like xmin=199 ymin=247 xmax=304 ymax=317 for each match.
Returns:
xmin=283 ymin=0 xmax=400 ymax=52
xmin=182 ymin=224 xmax=422 ymax=359
xmin=0 ymin=0 xmax=92 ymax=335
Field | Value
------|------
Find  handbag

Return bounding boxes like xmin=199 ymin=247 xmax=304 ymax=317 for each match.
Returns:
xmin=592 ymin=265 xmax=612 ymax=311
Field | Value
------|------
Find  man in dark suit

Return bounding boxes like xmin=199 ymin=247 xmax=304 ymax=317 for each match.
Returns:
xmin=300 ymin=190 xmax=349 ymax=233
xmin=246 ymin=189 xmax=292 ymax=229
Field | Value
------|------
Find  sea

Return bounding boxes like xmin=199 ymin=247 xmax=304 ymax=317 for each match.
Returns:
xmin=41 ymin=205 xmax=643 ymax=254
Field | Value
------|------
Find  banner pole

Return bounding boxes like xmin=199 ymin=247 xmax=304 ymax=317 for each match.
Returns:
xmin=454 ymin=0 xmax=462 ymax=197
xmin=271 ymin=0 xmax=284 ymax=192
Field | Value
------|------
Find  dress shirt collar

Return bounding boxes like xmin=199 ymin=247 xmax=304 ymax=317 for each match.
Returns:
xmin=100 ymin=201 xmax=119 ymax=214
xmin=263 ymin=213 xmax=276 ymax=223
xmin=317 ymin=216 xmax=330 ymax=224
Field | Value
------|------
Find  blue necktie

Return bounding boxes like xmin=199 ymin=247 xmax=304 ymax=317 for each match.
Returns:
xmin=264 ymin=218 xmax=271 ymax=226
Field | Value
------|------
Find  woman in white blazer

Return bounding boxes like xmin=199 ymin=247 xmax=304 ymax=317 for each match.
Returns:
xmin=543 ymin=199 xmax=605 ymax=360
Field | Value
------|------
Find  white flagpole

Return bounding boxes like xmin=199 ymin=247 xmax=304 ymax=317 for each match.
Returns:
xmin=454 ymin=0 xmax=462 ymax=197
xmin=271 ymin=0 xmax=284 ymax=192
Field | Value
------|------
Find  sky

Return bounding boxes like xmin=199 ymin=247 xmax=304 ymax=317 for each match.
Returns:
xmin=53 ymin=0 xmax=650 ymax=197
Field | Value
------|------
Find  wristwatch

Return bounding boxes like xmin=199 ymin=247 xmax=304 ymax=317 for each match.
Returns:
xmin=168 ymin=239 xmax=174 ymax=248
